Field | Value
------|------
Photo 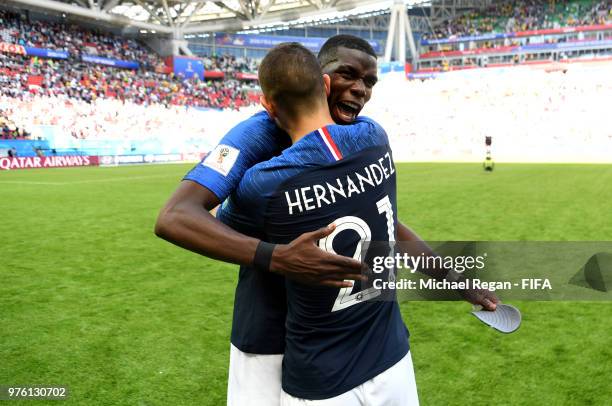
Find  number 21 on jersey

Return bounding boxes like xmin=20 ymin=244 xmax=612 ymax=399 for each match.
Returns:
xmin=318 ymin=196 xmax=395 ymax=312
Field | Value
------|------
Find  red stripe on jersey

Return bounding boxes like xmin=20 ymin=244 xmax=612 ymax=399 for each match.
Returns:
xmin=321 ymin=126 xmax=343 ymax=160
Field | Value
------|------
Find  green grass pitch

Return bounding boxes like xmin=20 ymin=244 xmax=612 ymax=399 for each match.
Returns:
xmin=1 ymin=163 xmax=611 ymax=405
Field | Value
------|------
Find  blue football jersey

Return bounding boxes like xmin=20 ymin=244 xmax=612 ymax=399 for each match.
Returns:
xmin=218 ymin=117 xmax=410 ymax=399
xmin=183 ymin=111 xmax=290 ymax=201
xmin=183 ymin=111 xmax=290 ymax=355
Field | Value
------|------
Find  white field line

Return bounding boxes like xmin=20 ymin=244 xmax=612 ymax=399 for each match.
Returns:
xmin=0 ymin=174 xmax=178 ymax=185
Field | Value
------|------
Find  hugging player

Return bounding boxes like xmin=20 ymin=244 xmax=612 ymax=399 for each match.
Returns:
xmin=156 ymin=35 xmax=497 ymax=405
xmin=217 ymin=42 xmax=417 ymax=404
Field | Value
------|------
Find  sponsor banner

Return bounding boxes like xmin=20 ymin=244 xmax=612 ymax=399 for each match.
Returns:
xmin=235 ymin=72 xmax=258 ymax=80
xmin=99 ymin=155 xmax=115 ymax=166
xmin=515 ymin=23 xmax=612 ymax=38
xmin=0 ymin=155 xmax=99 ymax=171
xmin=27 ymin=75 xmax=44 ymax=87
xmin=99 ymin=154 xmax=204 ymax=166
xmin=422 ymin=33 xmax=507 ymax=45
xmin=421 ymin=45 xmax=518 ymax=59
xmin=173 ymin=56 xmax=205 ymax=80
xmin=522 ymin=38 xmax=612 ymax=51
xmin=421 ymin=39 xmax=612 ymax=59
xmin=24 ymin=46 xmax=69 ymax=59
xmin=99 ymin=155 xmax=145 ymax=166
xmin=143 ymin=153 xmax=183 ymax=163
xmin=117 ymin=155 xmax=145 ymax=164
xmin=0 ymin=42 xmax=26 ymax=55
xmin=0 ymin=42 xmax=69 ymax=59
xmin=204 ymin=70 xmax=225 ymax=79
xmin=410 ymin=57 xmax=612 ymax=79
xmin=82 ymin=54 xmax=139 ymax=70
xmin=407 ymin=72 xmax=440 ymax=80
xmin=216 ymin=33 xmax=381 ymax=54
xmin=421 ymin=24 xmax=612 ymax=45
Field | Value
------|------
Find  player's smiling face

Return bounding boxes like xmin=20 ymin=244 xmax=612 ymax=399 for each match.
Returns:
xmin=322 ymin=46 xmax=378 ymax=125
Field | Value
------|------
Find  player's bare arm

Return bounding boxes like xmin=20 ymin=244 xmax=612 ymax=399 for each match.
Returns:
xmin=396 ymin=223 xmax=499 ymax=310
xmin=155 ymin=180 xmax=363 ymax=288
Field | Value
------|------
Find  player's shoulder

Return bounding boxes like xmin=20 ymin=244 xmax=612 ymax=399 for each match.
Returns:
xmin=183 ymin=110 xmax=289 ymax=202
xmin=243 ymin=148 xmax=298 ymax=182
xmin=227 ymin=110 xmax=277 ymax=137
xmin=326 ymin=115 xmax=390 ymax=154
xmin=231 ymin=158 xmax=287 ymax=209
xmin=236 ymin=138 xmax=308 ymax=195
xmin=349 ymin=115 xmax=386 ymax=135
xmin=248 ymin=110 xmax=274 ymax=124
xmin=218 ymin=110 xmax=290 ymax=161
xmin=352 ymin=115 xmax=380 ymax=126
xmin=238 ymin=116 xmax=389 ymax=182
xmin=329 ymin=115 xmax=386 ymax=136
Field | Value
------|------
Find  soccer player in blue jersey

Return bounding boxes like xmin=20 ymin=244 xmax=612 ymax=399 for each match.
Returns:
xmin=155 ymin=35 xmax=498 ymax=406
xmin=219 ymin=42 xmax=416 ymax=404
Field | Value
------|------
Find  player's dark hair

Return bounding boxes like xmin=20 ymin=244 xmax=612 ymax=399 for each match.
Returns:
xmin=317 ymin=35 xmax=377 ymax=69
xmin=258 ymin=42 xmax=326 ymax=119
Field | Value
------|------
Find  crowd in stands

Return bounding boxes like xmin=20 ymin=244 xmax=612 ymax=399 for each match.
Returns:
xmin=2 ymin=2 xmax=611 ymax=152
xmin=1 ymin=106 xmax=30 ymax=139
xmin=428 ymin=0 xmax=612 ymax=39
xmin=3 ymin=58 xmax=609 ymax=161
xmin=0 ymin=53 xmax=257 ymax=109
xmin=0 ymin=9 xmax=161 ymax=70
xmin=364 ymin=63 xmax=611 ymax=162
xmin=0 ymin=9 xmax=259 ymax=74
xmin=202 ymin=54 xmax=259 ymax=74
xmin=0 ymin=93 xmax=258 ymax=152
xmin=0 ymin=9 xmax=261 ymax=110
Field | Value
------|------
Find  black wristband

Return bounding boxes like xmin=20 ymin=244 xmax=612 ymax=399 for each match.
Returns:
xmin=253 ymin=241 xmax=276 ymax=271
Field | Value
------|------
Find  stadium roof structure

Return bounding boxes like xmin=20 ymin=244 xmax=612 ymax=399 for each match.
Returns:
xmin=9 ymin=0 xmax=481 ymax=35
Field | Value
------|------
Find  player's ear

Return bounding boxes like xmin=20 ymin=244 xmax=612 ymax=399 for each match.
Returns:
xmin=322 ymin=74 xmax=331 ymax=97
xmin=260 ymin=95 xmax=276 ymax=119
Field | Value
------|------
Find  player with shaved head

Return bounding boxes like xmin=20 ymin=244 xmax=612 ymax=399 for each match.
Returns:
xmin=222 ymin=41 xmax=416 ymax=404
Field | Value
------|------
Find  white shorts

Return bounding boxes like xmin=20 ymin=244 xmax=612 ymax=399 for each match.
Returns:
xmin=227 ymin=344 xmax=283 ymax=406
xmin=280 ymin=351 xmax=419 ymax=406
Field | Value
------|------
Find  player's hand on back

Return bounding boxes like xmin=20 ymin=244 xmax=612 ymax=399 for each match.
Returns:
xmin=270 ymin=224 xmax=366 ymax=288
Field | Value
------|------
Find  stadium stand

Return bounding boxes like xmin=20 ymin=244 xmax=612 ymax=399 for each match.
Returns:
xmin=0 ymin=93 xmax=258 ymax=142
xmin=416 ymin=0 xmax=612 ymax=74
xmin=0 ymin=9 xmax=161 ymax=69
xmin=3 ymin=57 xmax=609 ymax=161
xmin=427 ymin=0 xmax=611 ymax=39
xmin=0 ymin=9 xmax=260 ymax=109
xmin=0 ymin=52 xmax=257 ymax=108
xmin=365 ymin=61 xmax=611 ymax=163
xmin=0 ymin=1 xmax=610 ymax=155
